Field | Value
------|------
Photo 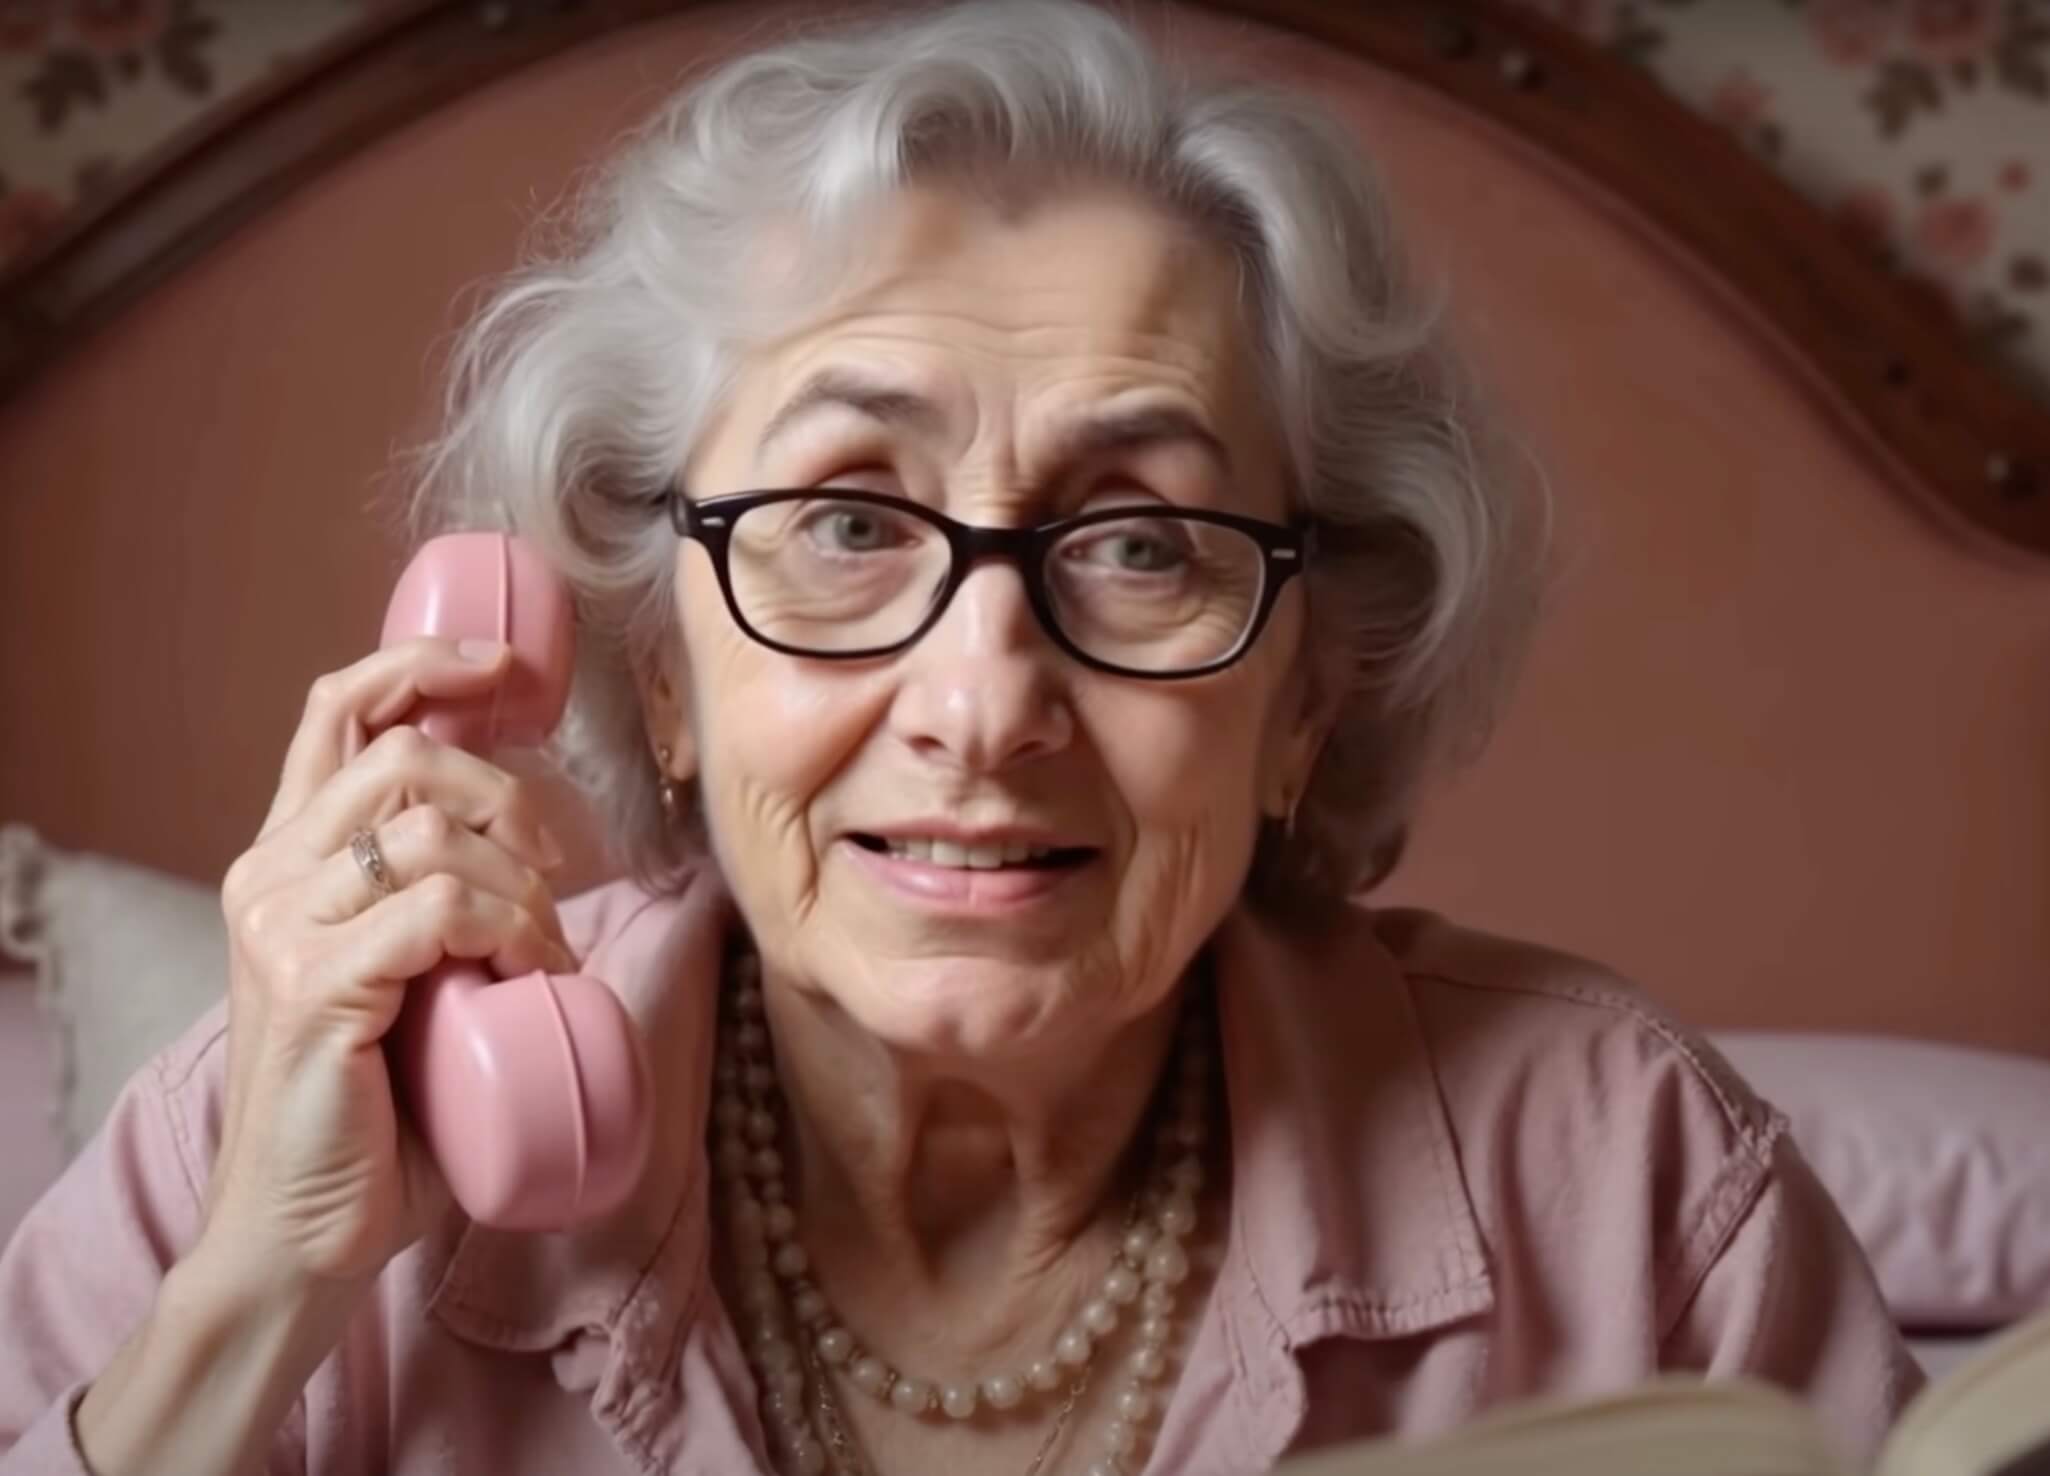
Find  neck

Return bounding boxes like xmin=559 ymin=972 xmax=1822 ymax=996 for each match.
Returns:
xmin=754 ymin=960 xmax=1188 ymax=1340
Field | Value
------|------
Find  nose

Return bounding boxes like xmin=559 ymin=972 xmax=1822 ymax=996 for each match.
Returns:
xmin=888 ymin=558 xmax=1074 ymax=775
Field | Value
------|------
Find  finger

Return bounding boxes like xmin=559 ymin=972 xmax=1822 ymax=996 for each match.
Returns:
xmin=282 ymin=725 xmax=562 ymax=876
xmin=331 ymin=878 xmax=578 ymax=1003
xmin=261 ymin=638 xmax=512 ymax=838
xmin=304 ymin=805 xmax=571 ymax=956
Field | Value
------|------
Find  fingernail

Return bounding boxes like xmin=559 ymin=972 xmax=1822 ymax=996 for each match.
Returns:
xmin=536 ymin=825 xmax=566 ymax=869
xmin=458 ymin=638 xmax=507 ymax=665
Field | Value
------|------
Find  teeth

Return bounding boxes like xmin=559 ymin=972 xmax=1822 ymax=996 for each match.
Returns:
xmin=881 ymin=837 xmax=1060 ymax=867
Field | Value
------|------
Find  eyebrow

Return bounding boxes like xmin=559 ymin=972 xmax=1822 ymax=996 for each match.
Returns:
xmin=754 ymin=365 xmax=1233 ymax=478
xmin=756 ymin=367 xmax=947 ymax=461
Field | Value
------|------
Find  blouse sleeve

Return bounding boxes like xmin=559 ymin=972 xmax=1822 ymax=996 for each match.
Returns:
xmin=1662 ymin=1132 xmax=1926 ymax=1469
xmin=0 ymin=1005 xmax=306 ymax=1475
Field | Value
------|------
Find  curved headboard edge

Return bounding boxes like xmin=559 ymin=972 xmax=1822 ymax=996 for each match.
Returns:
xmin=0 ymin=0 xmax=627 ymax=411
xmin=1205 ymin=0 xmax=2050 ymax=561
xmin=1 ymin=0 xmax=2045 ymax=557
xmin=1259 ymin=5 xmax=2050 ymax=572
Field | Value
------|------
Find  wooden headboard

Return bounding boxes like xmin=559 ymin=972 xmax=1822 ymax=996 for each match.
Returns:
xmin=2 ymin=1 xmax=2046 ymax=1052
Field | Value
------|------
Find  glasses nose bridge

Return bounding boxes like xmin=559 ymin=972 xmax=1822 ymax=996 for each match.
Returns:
xmin=928 ymin=519 xmax=1050 ymax=636
xmin=950 ymin=520 xmax=1043 ymax=579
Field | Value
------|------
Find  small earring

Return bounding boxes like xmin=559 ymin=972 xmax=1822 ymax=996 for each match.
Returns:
xmin=656 ymin=744 xmax=680 ymax=824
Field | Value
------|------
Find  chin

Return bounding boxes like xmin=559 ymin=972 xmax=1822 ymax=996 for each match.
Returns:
xmin=827 ymin=952 xmax=1101 ymax=1063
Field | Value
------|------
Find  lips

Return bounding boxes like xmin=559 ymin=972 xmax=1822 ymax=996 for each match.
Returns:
xmin=849 ymin=833 xmax=1097 ymax=871
xmin=841 ymin=830 xmax=1100 ymax=911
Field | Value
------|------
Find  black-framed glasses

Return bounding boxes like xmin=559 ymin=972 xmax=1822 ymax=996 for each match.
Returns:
xmin=667 ymin=487 xmax=1312 ymax=680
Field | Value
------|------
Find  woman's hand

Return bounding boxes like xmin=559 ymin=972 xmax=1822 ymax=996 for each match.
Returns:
xmin=201 ymin=637 xmax=574 ymax=1290
xmin=72 ymin=641 xmax=575 ymax=1476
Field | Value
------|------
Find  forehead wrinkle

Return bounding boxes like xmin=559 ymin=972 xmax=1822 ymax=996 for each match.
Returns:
xmin=731 ymin=198 xmax=1269 ymax=499
xmin=787 ymin=301 xmax=1227 ymax=369
xmin=754 ymin=329 xmax=1229 ymax=484
xmin=763 ymin=374 xmax=1248 ymax=530
xmin=777 ymin=317 xmax=1236 ymax=443
xmin=755 ymin=369 xmax=946 ymax=457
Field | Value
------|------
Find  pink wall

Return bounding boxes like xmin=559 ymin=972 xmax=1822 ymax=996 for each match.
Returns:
xmin=1318 ymin=64 xmax=2050 ymax=1054
xmin=1 ymin=6 xmax=2045 ymax=1051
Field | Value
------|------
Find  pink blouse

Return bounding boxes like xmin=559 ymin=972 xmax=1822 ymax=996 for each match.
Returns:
xmin=0 ymin=868 xmax=1923 ymax=1473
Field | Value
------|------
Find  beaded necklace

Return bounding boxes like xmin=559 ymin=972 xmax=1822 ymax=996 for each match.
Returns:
xmin=711 ymin=947 xmax=1215 ymax=1476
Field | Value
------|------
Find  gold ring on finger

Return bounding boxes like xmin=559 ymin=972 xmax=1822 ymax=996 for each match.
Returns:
xmin=349 ymin=826 xmax=397 ymax=899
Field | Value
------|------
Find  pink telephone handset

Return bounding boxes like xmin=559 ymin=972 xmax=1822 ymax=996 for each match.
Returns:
xmin=379 ymin=532 xmax=653 ymax=1231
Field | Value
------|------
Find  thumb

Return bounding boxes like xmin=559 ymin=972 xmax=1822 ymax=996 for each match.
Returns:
xmin=359 ymin=639 xmax=512 ymax=732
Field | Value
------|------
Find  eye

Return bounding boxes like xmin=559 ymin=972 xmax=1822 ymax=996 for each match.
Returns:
xmin=1064 ymin=521 xmax=1191 ymax=573
xmin=797 ymin=500 xmax=917 ymax=553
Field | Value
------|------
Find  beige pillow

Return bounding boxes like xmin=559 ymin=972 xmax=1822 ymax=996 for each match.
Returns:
xmin=0 ymin=825 xmax=227 ymax=1155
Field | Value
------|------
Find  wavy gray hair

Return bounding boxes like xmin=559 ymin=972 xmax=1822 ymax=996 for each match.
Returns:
xmin=401 ymin=0 xmax=1546 ymax=908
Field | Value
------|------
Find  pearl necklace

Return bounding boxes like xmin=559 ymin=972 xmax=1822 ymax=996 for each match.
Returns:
xmin=713 ymin=947 xmax=1215 ymax=1476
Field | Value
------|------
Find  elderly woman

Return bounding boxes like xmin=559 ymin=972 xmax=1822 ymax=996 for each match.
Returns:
xmin=0 ymin=3 xmax=1918 ymax=1474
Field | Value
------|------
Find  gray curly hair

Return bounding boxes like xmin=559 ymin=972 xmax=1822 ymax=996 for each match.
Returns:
xmin=401 ymin=0 xmax=1546 ymax=908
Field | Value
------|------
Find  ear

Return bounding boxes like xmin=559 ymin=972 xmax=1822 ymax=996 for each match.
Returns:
xmin=634 ymin=649 xmax=699 ymax=784
xmin=1262 ymin=643 xmax=1342 ymax=819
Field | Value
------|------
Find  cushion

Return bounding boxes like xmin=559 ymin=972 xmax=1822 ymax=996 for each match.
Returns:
xmin=1713 ymin=1030 xmax=2050 ymax=1330
xmin=0 ymin=970 xmax=66 ymax=1245
xmin=0 ymin=825 xmax=226 ymax=1156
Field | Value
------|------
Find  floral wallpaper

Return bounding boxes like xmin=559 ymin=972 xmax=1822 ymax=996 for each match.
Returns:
xmin=1509 ymin=0 xmax=2050 ymax=401
xmin=1 ymin=0 xmax=2047 ymax=400
xmin=0 ymin=1 xmax=370 ymax=259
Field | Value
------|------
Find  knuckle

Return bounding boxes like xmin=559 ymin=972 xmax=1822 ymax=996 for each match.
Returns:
xmin=368 ymin=723 xmax=429 ymax=770
xmin=400 ymin=803 xmax=458 ymax=851
xmin=416 ymin=871 xmax=467 ymax=918
xmin=303 ymin=671 xmax=347 ymax=717
xmin=236 ymin=891 xmax=291 ymax=950
xmin=221 ymin=850 xmax=262 ymax=912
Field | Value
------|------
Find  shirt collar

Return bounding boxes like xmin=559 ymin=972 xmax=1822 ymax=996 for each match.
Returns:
xmin=411 ymin=875 xmax=1494 ymax=1381
xmin=1209 ymin=901 xmax=1494 ymax=1350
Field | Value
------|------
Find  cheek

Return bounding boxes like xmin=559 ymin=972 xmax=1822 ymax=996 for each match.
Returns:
xmin=1086 ymin=683 xmax=1268 ymax=851
xmin=677 ymin=570 xmax=883 ymax=873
